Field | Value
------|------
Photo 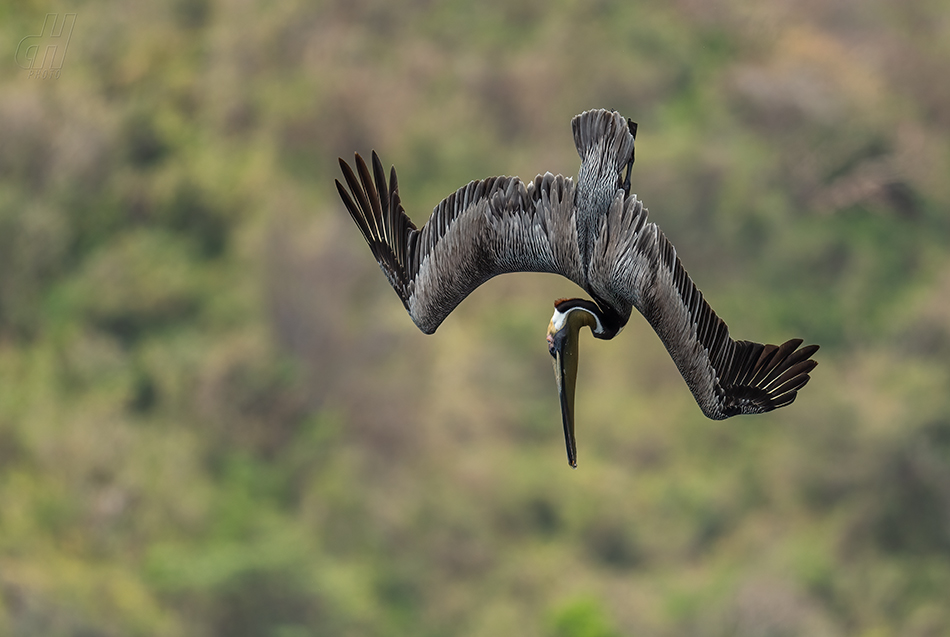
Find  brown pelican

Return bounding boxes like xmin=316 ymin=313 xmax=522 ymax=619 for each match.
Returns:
xmin=335 ymin=109 xmax=818 ymax=468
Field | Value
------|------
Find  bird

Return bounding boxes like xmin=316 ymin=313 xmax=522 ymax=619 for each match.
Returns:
xmin=335 ymin=109 xmax=818 ymax=468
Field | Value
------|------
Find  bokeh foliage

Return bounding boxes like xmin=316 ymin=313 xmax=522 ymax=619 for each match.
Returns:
xmin=2 ymin=0 xmax=950 ymax=635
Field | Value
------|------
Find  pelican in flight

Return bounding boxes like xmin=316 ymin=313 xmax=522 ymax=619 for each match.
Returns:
xmin=335 ymin=109 xmax=818 ymax=467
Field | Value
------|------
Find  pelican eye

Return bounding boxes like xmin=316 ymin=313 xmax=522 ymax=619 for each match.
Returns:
xmin=547 ymin=326 xmax=568 ymax=358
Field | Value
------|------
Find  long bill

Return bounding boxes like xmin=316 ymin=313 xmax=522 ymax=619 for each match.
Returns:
xmin=550 ymin=315 xmax=587 ymax=468
xmin=554 ymin=336 xmax=580 ymax=468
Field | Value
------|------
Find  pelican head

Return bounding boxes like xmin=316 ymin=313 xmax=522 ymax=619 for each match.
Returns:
xmin=546 ymin=298 xmax=608 ymax=468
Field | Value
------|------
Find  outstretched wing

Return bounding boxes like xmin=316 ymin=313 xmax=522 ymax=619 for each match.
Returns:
xmin=336 ymin=151 xmax=584 ymax=334
xmin=591 ymin=194 xmax=819 ymax=419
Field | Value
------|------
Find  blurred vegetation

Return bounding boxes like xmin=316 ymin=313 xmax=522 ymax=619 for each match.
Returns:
xmin=1 ymin=0 xmax=950 ymax=635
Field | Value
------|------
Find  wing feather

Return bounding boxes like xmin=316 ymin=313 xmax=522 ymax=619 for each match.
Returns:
xmin=336 ymin=152 xmax=584 ymax=334
xmin=593 ymin=195 xmax=819 ymax=419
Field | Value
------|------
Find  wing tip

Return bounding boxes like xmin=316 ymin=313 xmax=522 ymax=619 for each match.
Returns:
xmin=336 ymin=150 xmax=417 ymax=304
xmin=718 ymin=338 xmax=820 ymax=417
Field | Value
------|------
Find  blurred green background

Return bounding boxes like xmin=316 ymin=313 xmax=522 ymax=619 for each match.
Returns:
xmin=2 ymin=0 xmax=950 ymax=635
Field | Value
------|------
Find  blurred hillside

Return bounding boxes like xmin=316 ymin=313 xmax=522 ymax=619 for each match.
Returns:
xmin=1 ymin=0 xmax=950 ymax=635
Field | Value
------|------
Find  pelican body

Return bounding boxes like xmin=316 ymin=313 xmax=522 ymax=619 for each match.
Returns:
xmin=336 ymin=109 xmax=818 ymax=468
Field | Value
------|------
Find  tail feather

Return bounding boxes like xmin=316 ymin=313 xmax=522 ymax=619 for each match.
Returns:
xmin=571 ymin=109 xmax=637 ymax=170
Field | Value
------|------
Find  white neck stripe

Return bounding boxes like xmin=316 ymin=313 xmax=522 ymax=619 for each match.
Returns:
xmin=552 ymin=306 xmax=605 ymax=335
